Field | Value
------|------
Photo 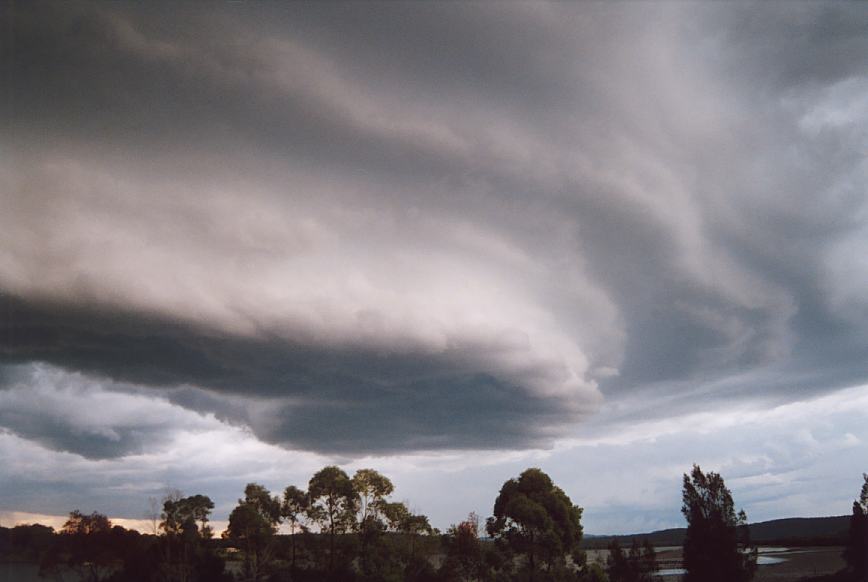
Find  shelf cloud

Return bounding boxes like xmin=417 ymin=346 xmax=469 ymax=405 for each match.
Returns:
xmin=2 ymin=1 xmax=868 ymax=466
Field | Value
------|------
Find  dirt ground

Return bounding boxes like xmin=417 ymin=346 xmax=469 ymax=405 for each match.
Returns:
xmin=753 ymin=547 xmax=845 ymax=581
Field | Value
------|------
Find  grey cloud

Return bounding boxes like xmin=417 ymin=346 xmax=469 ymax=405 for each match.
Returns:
xmin=0 ymin=298 xmax=587 ymax=455
xmin=0 ymin=364 xmax=215 ymax=459
xmin=3 ymin=2 xmax=868 ymax=457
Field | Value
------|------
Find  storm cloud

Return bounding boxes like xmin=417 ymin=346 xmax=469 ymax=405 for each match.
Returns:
xmin=2 ymin=0 xmax=868 ymax=466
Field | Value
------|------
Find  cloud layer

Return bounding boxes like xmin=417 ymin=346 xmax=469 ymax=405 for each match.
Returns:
xmin=2 ymin=1 xmax=868 ymax=528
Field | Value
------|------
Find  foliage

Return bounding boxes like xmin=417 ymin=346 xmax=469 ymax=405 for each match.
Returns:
xmin=158 ymin=492 xmax=221 ymax=582
xmin=681 ymin=464 xmax=756 ymax=582
xmin=353 ymin=468 xmax=395 ymax=522
xmin=40 ymin=511 xmax=117 ymax=582
xmin=308 ymin=465 xmax=359 ymax=570
xmin=606 ymin=538 xmax=657 ymax=582
xmin=844 ymin=473 xmax=868 ymax=581
xmin=441 ymin=515 xmax=486 ymax=582
xmin=281 ymin=484 xmax=310 ymax=571
xmin=226 ymin=483 xmax=281 ymax=581
xmin=487 ymin=468 xmax=584 ymax=581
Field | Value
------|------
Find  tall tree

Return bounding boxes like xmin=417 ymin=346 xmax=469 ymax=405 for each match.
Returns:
xmin=844 ymin=473 xmax=868 ymax=582
xmin=382 ymin=501 xmax=433 ymax=561
xmin=281 ymin=485 xmax=310 ymax=572
xmin=681 ymin=465 xmax=755 ymax=582
xmin=487 ymin=468 xmax=584 ymax=582
xmin=41 ymin=511 xmax=115 ymax=582
xmin=353 ymin=468 xmax=394 ymax=522
xmin=607 ymin=538 xmax=658 ymax=582
xmin=352 ymin=468 xmax=394 ymax=574
xmin=159 ymin=494 xmax=216 ymax=582
xmin=441 ymin=514 xmax=485 ymax=582
xmin=307 ymin=466 xmax=358 ymax=570
xmin=226 ymin=483 xmax=281 ymax=581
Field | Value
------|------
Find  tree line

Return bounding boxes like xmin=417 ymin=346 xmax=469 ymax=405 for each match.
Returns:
xmin=1 ymin=465 xmax=866 ymax=582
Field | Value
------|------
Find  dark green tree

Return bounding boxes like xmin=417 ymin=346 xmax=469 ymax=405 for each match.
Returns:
xmin=307 ymin=465 xmax=358 ymax=571
xmin=487 ymin=468 xmax=584 ymax=582
xmin=382 ymin=501 xmax=433 ymax=562
xmin=606 ymin=539 xmax=632 ymax=582
xmin=281 ymin=485 xmax=310 ymax=572
xmin=844 ymin=473 xmax=868 ymax=582
xmin=681 ymin=465 xmax=755 ymax=582
xmin=159 ymin=493 xmax=218 ymax=582
xmin=606 ymin=539 xmax=657 ymax=582
xmin=640 ymin=539 xmax=658 ymax=579
xmin=441 ymin=515 xmax=485 ymax=582
xmin=353 ymin=468 xmax=394 ymax=522
xmin=41 ymin=511 xmax=115 ymax=582
xmin=352 ymin=468 xmax=394 ymax=575
xmin=226 ymin=483 xmax=281 ymax=581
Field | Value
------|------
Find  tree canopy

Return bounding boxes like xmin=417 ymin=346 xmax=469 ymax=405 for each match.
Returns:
xmin=844 ymin=473 xmax=868 ymax=581
xmin=681 ymin=464 xmax=755 ymax=582
xmin=487 ymin=467 xmax=583 ymax=581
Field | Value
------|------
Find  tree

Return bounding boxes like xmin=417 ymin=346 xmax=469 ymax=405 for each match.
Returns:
xmin=226 ymin=483 xmax=281 ymax=581
xmin=639 ymin=539 xmax=658 ymax=579
xmin=606 ymin=539 xmax=657 ymax=582
xmin=681 ymin=465 xmax=755 ymax=582
xmin=441 ymin=515 xmax=485 ymax=582
xmin=352 ymin=468 xmax=394 ymax=574
xmin=382 ymin=501 xmax=433 ymax=561
xmin=146 ymin=496 xmax=160 ymax=536
xmin=307 ymin=465 xmax=358 ymax=570
xmin=844 ymin=473 xmax=868 ymax=582
xmin=353 ymin=468 xmax=394 ymax=522
xmin=41 ymin=511 xmax=116 ymax=582
xmin=160 ymin=493 xmax=217 ymax=582
xmin=281 ymin=485 xmax=310 ymax=572
xmin=161 ymin=494 xmax=215 ymax=539
xmin=487 ymin=468 xmax=584 ymax=582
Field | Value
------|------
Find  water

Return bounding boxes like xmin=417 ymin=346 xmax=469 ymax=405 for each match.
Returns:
xmin=757 ymin=555 xmax=787 ymax=565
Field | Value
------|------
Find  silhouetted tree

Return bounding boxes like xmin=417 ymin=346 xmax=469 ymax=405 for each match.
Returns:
xmin=226 ymin=483 xmax=281 ymax=581
xmin=844 ymin=473 xmax=868 ymax=582
xmin=606 ymin=539 xmax=657 ymax=582
xmin=353 ymin=468 xmax=394 ymax=523
xmin=681 ymin=465 xmax=755 ymax=582
xmin=281 ymin=484 xmax=310 ymax=572
xmin=41 ymin=511 xmax=116 ymax=582
xmin=382 ymin=501 xmax=433 ymax=562
xmin=160 ymin=493 xmax=217 ymax=581
xmin=441 ymin=514 xmax=485 ymax=582
xmin=352 ymin=468 xmax=394 ymax=575
xmin=487 ymin=468 xmax=584 ymax=582
xmin=640 ymin=540 xmax=658 ymax=579
xmin=307 ymin=466 xmax=358 ymax=571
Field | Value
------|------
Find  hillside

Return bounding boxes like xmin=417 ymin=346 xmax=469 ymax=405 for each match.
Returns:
xmin=582 ymin=515 xmax=851 ymax=549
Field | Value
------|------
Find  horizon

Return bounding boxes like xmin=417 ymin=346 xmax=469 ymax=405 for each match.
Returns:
xmin=2 ymin=1 xmax=868 ymax=538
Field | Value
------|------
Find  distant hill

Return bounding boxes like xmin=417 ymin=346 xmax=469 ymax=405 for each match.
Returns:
xmin=582 ymin=515 xmax=851 ymax=549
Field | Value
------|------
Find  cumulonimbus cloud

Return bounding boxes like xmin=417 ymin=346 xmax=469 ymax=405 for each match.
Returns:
xmin=2 ymin=2 xmax=868 ymax=458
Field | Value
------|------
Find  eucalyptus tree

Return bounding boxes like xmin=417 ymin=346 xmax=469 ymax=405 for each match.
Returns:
xmin=844 ymin=473 xmax=868 ymax=581
xmin=681 ymin=465 xmax=755 ymax=582
xmin=281 ymin=485 xmax=310 ymax=571
xmin=353 ymin=468 xmax=395 ymax=522
xmin=307 ymin=465 xmax=358 ymax=570
xmin=487 ymin=468 xmax=583 ymax=582
xmin=160 ymin=494 xmax=216 ymax=582
xmin=226 ymin=483 xmax=281 ymax=581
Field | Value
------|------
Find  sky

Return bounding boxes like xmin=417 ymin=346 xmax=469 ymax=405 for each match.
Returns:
xmin=1 ymin=1 xmax=868 ymax=535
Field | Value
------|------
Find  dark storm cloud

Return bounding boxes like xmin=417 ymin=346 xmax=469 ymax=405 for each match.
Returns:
xmin=0 ymin=297 xmax=580 ymax=455
xmin=2 ymin=2 xmax=868 ymax=457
